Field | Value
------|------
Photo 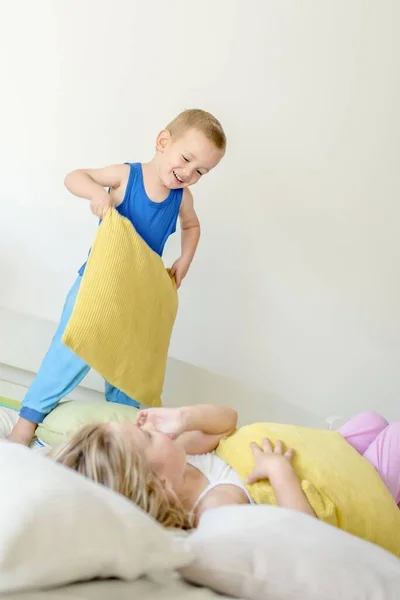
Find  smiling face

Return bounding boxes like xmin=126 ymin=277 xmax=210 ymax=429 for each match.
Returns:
xmin=155 ymin=128 xmax=225 ymax=190
xmin=107 ymin=421 xmax=187 ymax=490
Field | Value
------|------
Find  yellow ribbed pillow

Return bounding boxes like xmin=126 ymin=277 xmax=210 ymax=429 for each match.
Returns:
xmin=62 ymin=209 xmax=178 ymax=407
xmin=216 ymin=423 xmax=400 ymax=557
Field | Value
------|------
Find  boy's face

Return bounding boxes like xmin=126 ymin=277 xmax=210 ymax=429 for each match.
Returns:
xmin=156 ymin=128 xmax=224 ymax=189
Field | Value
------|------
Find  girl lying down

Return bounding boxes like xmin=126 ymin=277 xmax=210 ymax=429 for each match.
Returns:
xmin=53 ymin=404 xmax=400 ymax=556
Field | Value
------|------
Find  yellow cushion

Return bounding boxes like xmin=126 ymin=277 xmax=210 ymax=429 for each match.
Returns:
xmin=62 ymin=209 xmax=178 ymax=407
xmin=216 ymin=423 xmax=400 ymax=557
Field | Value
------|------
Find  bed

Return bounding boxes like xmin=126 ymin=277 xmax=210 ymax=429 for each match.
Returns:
xmin=0 ymin=404 xmax=399 ymax=600
xmin=1 ymin=577 xmax=235 ymax=600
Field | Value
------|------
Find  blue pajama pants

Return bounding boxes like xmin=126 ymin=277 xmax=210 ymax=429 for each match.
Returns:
xmin=20 ymin=276 xmax=139 ymax=423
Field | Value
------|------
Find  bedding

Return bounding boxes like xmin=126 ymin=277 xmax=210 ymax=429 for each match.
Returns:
xmin=0 ymin=397 xmax=139 ymax=448
xmin=181 ymin=504 xmax=400 ymax=600
xmin=0 ymin=441 xmax=191 ymax=595
xmin=1 ymin=400 xmax=399 ymax=600
xmin=0 ymin=576 xmax=233 ymax=600
xmin=216 ymin=422 xmax=400 ymax=555
xmin=36 ymin=399 xmax=139 ymax=446
xmin=0 ymin=401 xmax=49 ymax=450
xmin=0 ymin=397 xmax=20 ymax=411
xmin=0 ymin=401 xmax=18 ymax=439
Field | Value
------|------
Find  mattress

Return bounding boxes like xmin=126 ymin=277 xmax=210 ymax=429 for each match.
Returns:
xmin=1 ymin=575 xmax=237 ymax=600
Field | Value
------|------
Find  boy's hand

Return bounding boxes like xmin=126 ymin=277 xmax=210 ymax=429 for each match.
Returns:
xmin=136 ymin=407 xmax=186 ymax=439
xmin=170 ymin=257 xmax=191 ymax=289
xmin=90 ymin=190 xmax=114 ymax=219
xmin=246 ymin=438 xmax=295 ymax=484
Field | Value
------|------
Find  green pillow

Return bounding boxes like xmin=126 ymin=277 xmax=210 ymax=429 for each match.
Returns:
xmin=36 ymin=400 xmax=139 ymax=447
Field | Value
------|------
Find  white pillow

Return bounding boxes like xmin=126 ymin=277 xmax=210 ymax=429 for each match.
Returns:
xmin=0 ymin=441 xmax=191 ymax=595
xmin=180 ymin=505 xmax=400 ymax=600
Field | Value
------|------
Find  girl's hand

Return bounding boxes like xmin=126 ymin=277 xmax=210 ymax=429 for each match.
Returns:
xmin=247 ymin=438 xmax=295 ymax=484
xmin=136 ymin=407 xmax=186 ymax=439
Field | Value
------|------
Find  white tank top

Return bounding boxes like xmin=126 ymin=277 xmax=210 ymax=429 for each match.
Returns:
xmin=186 ymin=452 xmax=253 ymax=515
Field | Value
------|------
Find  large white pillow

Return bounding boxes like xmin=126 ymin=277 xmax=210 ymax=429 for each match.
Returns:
xmin=0 ymin=441 xmax=191 ymax=595
xmin=180 ymin=505 xmax=400 ymax=600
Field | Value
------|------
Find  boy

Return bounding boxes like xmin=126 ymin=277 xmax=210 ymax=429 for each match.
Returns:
xmin=9 ymin=109 xmax=226 ymax=445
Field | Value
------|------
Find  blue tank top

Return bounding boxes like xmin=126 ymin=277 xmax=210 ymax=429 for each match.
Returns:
xmin=79 ymin=163 xmax=183 ymax=275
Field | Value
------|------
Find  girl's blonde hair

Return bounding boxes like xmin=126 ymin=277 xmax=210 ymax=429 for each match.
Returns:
xmin=52 ymin=423 xmax=189 ymax=529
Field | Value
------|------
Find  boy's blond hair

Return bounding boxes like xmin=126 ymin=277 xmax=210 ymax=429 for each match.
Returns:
xmin=166 ymin=109 xmax=226 ymax=151
xmin=52 ymin=423 xmax=189 ymax=529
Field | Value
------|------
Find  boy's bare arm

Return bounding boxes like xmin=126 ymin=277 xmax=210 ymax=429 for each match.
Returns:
xmin=170 ymin=189 xmax=201 ymax=287
xmin=64 ymin=164 xmax=130 ymax=218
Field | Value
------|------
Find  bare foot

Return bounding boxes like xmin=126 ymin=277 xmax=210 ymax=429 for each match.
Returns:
xmin=7 ymin=417 xmax=37 ymax=446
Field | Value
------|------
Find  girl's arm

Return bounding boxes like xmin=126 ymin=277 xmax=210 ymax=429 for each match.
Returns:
xmin=178 ymin=404 xmax=238 ymax=454
xmin=247 ymin=439 xmax=315 ymax=517
xmin=137 ymin=405 xmax=238 ymax=454
xmin=267 ymin=463 xmax=315 ymax=517
xmin=180 ymin=405 xmax=238 ymax=436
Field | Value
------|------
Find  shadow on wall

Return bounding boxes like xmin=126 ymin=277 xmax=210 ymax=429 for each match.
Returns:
xmin=0 ymin=305 xmax=325 ymax=428
xmin=163 ymin=358 xmax=326 ymax=428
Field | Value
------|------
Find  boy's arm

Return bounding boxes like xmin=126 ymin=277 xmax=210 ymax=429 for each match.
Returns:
xmin=170 ymin=189 xmax=200 ymax=288
xmin=64 ymin=164 xmax=130 ymax=219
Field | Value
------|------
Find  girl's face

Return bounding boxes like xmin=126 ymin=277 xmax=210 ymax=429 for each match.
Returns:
xmin=108 ymin=422 xmax=187 ymax=489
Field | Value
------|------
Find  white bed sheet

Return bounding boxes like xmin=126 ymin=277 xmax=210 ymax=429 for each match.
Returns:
xmin=0 ymin=406 xmax=18 ymax=439
xmin=0 ymin=406 xmax=49 ymax=452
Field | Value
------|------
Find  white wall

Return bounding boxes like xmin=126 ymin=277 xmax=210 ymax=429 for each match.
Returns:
xmin=0 ymin=308 xmax=325 ymax=428
xmin=1 ymin=1 xmax=399 ymax=420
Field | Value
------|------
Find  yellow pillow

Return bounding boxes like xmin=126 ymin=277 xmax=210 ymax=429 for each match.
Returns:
xmin=62 ymin=209 xmax=178 ymax=407
xmin=216 ymin=423 xmax=400 ymax=557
